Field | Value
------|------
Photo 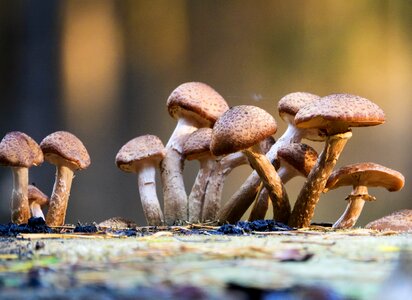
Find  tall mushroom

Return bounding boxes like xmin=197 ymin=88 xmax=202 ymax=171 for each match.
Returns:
xmin=289 ymin=94 xmax=386 ymax=228
xmin=161 ymin=82 xmax=229 ymax=224
xmin=218 ymin=92 xmax=321 ymax=223
xmin=40 ymin=131 xmax=91 ymax=226
xmin=211 ymin=105 xmax=290 ymax=223
xmin=116 ymin=135 xmax=165 ymax=226
xmin=0 ymin=132 xmax=43 ymax=224
xmin=202 ymin=136 xmax=275 ymax=222
xmin=182 ymin=128 xmax=215 ymax=222
xmin=28 ymin=184 xmax=49 ymax=220
xmin=324 ymin=162 xmax=405 ymax=229
xmin=249 ymin=143 xmax=318 ymax=221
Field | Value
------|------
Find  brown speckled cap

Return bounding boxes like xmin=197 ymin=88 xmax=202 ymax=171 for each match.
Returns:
xmin=325 ymin=162 xmax=405 ymax=192
xmin=182 ymin=128 xmax=212 ymax=160
xmin=167 ymin=82 xmax=229 ymax=125
xmin=365 ymin=209 xmax=412 ymax=232
xmin=40 ymin=131 xmax=91 ymax=170
xmin=277 ymin=143 xmax=318 ymax=177
xmin=295 ymin=94 xmax=385 ymax=133
xmin=116 ymin=135 xmax=165 ymax=172
xmin=28 ymin=184 xmax=49 ymax=206
xmin=211 ymin=105 xmax=277 ymax=156
xmin=0 ymin=131 xmax=43 ymax=168
xmin=278 ymin=92 xmax=321 ymax=123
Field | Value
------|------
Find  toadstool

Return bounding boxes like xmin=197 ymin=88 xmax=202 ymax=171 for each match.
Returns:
xmin=40 ymin=131 xmax=91 ymax=226
xmin=116 ymin=135 xmax=165 ymax=226
xmin=0 ymin=132 xmax=43 ymax=224
xmin=28 ymin=184 xmax=49 ymax=220
xmin=161 ymin=82 xmax=229 ymax=224
xmin=365 ymin=209 xmax=412 ymax=232
xmin=324 ymin=162 xmax=404 ymax=229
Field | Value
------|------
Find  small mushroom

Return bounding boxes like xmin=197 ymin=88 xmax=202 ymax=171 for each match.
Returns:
xmin=218 ymin=92 xmax=321 ymax=223
xmin=202 ymin=136 xmax=275 ymax=222
xmin=289 ymin=94 xmax=386 ymax=228
xmin=324 ymin=162 xmax=405 ymax=229
xmin=182 ymin=128 xmax=216 ymax=222
xmin=0 ymin=132 xmax=43 ymax=224
xmin=116 ymin=135 xmax=165 ymax=226
xmin=249 ymin=143 xmax=318 ymax=221
xmin=40 ymin=131 xmax=91 ymax=226
xmin=28 ymin=184 xmax=49 ymax=220
xmin=211 ymin=105 xmax=290 ymax=223
xmin=161 ymin=82 xmax=229 ymax=224
xmin=365 ymin=209 xmax=412 ymax=232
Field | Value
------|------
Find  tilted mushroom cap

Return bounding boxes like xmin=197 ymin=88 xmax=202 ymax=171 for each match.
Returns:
xmin=365 ymin=209 xmax=412 ymax=232
xmin=0 ymin=131 xmax=43 ymax=167
xmin=28 ymin=184 xmax=49 ymax=207
xmin=211 ymin=105 xmax=277 ymax=156
xmin=278 ymin=92 xmax=321 ymax=123
xmin=40 ymin=131 xmax=91 ymax=170
xmin=325 ymin=162 xmax=405 ymax=192
xmin=116 ymin=134 xmax=165 ymax=172
xmin=167 ymin=82 xmax=229 ymax=126
xmin=277 ymin=143 xmax=318 ymax=177
xmin=294 ymin=94 xmax=386 ymax=132
xmin=182 ymin=128 xmax=212 ymax=160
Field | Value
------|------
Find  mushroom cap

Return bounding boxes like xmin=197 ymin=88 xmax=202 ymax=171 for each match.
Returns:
xmin=40 ymin=131 xmax=91 ymax=170
xmin=277 ymin=143 xmax=318 ymax=177
xmin=167 ymin=82 xmax=229 ymax=125
xmin=325 ymin=162 xmax=405 ymax=192
xmin=0 ymin=131 xmax=43 ymax=168
xmin=116 ymin=134 xmax=165 ymax=172
xmin=182 ymin=128 xmax=212 ymax=160
xmin=294 ymin=94 xmax=385 ymax=132
xmin=28 ymin=184 xmax=49 ymax=207
xmin=210 ymin=105 xmax=277 ymax=156
xmin=278 ymin=92 xmax=321 ymax=123
xmin=365 ymin=209 xmax=412 ymax=232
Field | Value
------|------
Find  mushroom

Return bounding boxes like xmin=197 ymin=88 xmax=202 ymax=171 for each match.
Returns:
xmin=116 ymin=135 xmax=165 ymax=226
xmin=211 ymin=105 xmax=290 ymax=223
xmin=218 ymin=92 xmax=321 ymax=223
xmin=249 ymin=143 xmax=318 ymax=221
xmin=289 ymin=94 xmax=386 ymax=228
xmin=161 ymin=82 xmax=229 ymax=224
xmin=28 ymin=184 xmax=49 ymax=220
xmin=40 ymin=131 xmax=91 ymax=226
xmin=182 ymin=128 xmax=216 ymax=222
xmin=365 ymin=209 xmax=412 ymax=232
xmin=202 ymin=136 xmax=275 ymax=222
xmin=324 ymin=162 xmax=405 ymax=229
xmin=0 ymin=132 xmax=43 ymax=224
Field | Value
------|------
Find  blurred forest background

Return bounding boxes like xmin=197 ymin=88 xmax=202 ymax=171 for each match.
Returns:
xmin=0 ymin=0 xmax=411 ymax=226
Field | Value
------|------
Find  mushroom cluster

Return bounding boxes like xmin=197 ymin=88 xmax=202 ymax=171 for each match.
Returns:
xmin=0 ymin=131 xmax=90 ymax=225
xmin=117 ymin=82 xmax=405 ymax=228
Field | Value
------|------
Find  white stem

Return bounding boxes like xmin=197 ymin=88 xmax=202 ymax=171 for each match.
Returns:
xmin=188 ymin=158 xmax=215 ymax=222
xmin=137 ymin=164 xmax=164 ymax=226
xmin=218 ymin=124 xmax=303 ymax=223
xmin=30 ymin=202 xmax=45 ymax=219
xmin=162 ymin=117 xmax=201 ymax=225
xmin=11 ymin=167 xmax=30 ymax=224
xmin=333 ymin=185 xmax=368 ymax=229
xmin=46 ymin=164 xmax=74 ymax=226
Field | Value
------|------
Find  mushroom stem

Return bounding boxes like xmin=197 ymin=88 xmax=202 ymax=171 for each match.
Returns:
xmin=217 ymin=126 xmax=303 ymax=223
xmin=188 ymin=158 xmax=215 ymax=222
xmin=202 ymin=152 xmax=246 ymax=222
xmin=289 ymin=131 xmax=352 ymax=228
xmin=10 ymin=167 xmax=30 ymax=224
xmin=333 ymin=185 xmax=374 ymax=229
xmin=30 ymin=202 xmax=45 ymax=219
xmin=46 ymin=164 xmax=74 ymax=226
xmin=137 ymin=163 xmax=164 ymax=226
xmin=162 ymin=117 xmax=200 ymax=224
xmin=243 ymin=144 xmax=290 ymax=224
